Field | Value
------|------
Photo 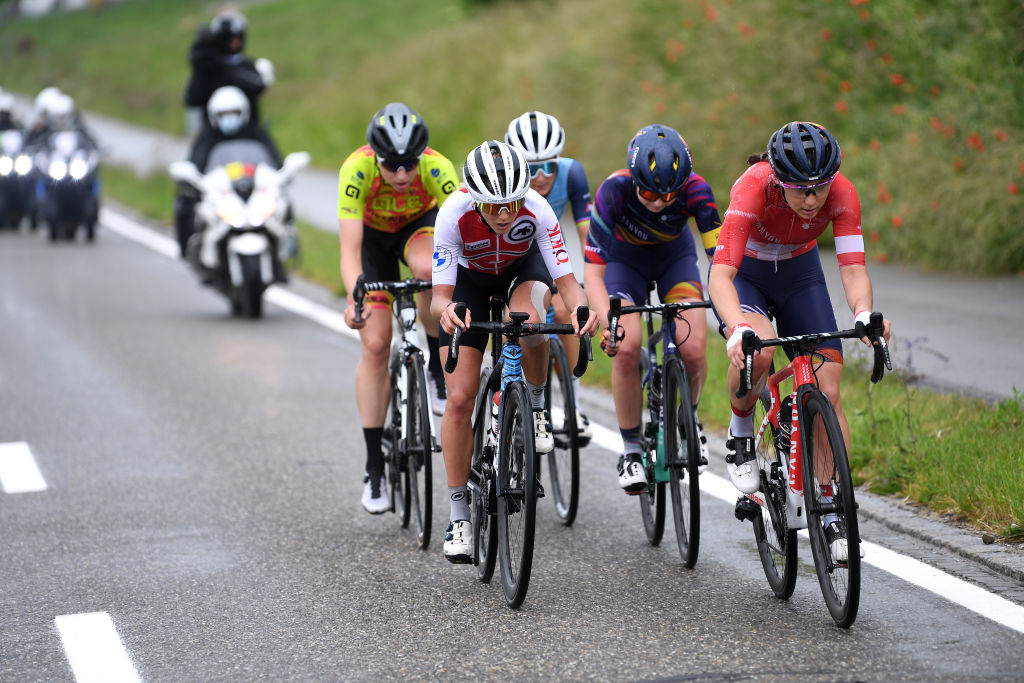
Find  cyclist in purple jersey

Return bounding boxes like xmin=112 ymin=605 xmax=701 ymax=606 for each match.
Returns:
xmin=506 ymin=111 xmax=594 ymax=441
xmin=584 ymin=124 xmax=721 ymax=494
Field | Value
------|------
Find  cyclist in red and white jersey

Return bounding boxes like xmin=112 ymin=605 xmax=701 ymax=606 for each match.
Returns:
xmin=431 ymin=140 xmax=598 ymax=563
xmin=708 ymin=122 xmax=891 ymax=551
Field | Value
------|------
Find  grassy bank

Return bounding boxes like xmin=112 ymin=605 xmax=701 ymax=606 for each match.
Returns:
xmin=3 ymin=0 xmax=1023 ymax=273
xmin=100 ymin=166 xmax=1024 ymax=540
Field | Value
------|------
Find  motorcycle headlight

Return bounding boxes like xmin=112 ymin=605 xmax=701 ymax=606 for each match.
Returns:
xmin=215 ymin=194 xmax=247 ymax=228
xmin=49 ymin=160 xmax=68 ymax=181
xmin=69 ymin=158 xmax=89 ymax=180
xmin=0 ymin=156 xmax=11 ymax=176
xmin=247 ymin=191 xmax=277 ymax=227
xmin=14 ymin=155 xmax=32 ymax=176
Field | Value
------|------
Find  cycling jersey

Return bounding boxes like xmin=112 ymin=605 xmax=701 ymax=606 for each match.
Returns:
xmin=336 ymin=145 xmax=458 ymax=233
xmin=431 ymin=188 xmax=574 ymax=287
xmin=584 ymin=169 xmax=721 ymax=265
xmin=712 ymin=161 xmax=865 ymax=269
xmin=544 ymin=157 xmax=591 ymax=229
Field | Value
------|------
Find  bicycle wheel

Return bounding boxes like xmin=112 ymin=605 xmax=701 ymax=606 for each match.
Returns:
xmin=751 ymin=385 xmax=798 ymax=599
xmin=471 ymin=370 xmax=497 ymax=583
xmin=404 ymin=353 xmax=432 ymax=549
xmin=801 ymin=388 xmax=861 ymax=628
xmin=639 ymin=474 xmax=666 ymax=546
xmin=383 ymin=375 xmax=405 ymax=522
xmin=545 ymin=337 xmax=579 ymax=526
xmin=664 ymin=358 xmax=700 ymax=568
xmin=497 ymin=381 xmax=538 ymax=609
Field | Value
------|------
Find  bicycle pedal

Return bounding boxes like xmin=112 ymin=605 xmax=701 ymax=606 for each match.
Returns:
xmin=536 ymin=482 xmax=545 ymax=499
xmin=734 ymin=496 xmax=759 ymax=522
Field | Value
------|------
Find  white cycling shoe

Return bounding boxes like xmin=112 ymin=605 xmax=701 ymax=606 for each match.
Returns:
xmin=361 ymin=475 xmax=389 ymax=515
xmin=725 ymin=432 xmax=760 ymax=494
xmin=617 ymin=453 xmax=647 ymax=494
xmin=533 ymin=411 xmax=553 ymax=454
xmin=444 ymin=520 xmax=473 ymax=564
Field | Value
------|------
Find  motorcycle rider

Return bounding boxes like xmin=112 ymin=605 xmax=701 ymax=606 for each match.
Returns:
xmin=0 ymin=92 xmax=21 ymax=131
xmin=174 ymin=85 xmax=282 ymax=259
xmin=182 ymin=9 xmax=274 ymax=136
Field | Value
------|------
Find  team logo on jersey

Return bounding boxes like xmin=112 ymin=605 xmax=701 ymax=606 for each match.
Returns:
xmin=506 ymin=219 xmax=537 ymax=243
xmin=441 ymin=180 xmax=456 ymax=195
xmin=433 ymin=247 xmax=453 ymax=271
xmin=431 ymin=168 xmax=440 ymax=177
xmin=345 ymin=184 xmax=360 ymax=199
xmin=356 ymin=170 xmax=365 ymax=180
xmin=465 ymin=239 xmax=489 ymax=251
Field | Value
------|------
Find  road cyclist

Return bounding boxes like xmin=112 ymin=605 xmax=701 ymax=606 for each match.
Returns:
xmin=339 ymin=102 xmax=459 ymax=515
xmin=431 ymin=140 xmax=598 ymax=565
xmin=583 ymin=124 xmax=721 ymax=497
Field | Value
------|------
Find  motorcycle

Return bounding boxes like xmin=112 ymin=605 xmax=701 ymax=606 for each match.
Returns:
xmin=0 ymin=129 xmax=35 ymax=230
xmin=37 ymin=129 xmax=101 ymax=242
xmin=168 ymin=140 xmax=307 ymax=319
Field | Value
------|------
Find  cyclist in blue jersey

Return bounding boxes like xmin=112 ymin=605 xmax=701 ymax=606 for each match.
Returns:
xmin=583 ymin=124 xmax=721 ymax=494
xmin=505 ymin=111 xmax=594 ymax=442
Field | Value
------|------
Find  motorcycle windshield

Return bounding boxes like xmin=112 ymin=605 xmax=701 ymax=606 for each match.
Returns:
xmin=205 ymin=139 xmax=277 ymax=172
xmin=1 ymin=130 xmax=24 ymax=155
xmin=52 ymin=130 xmax=81 ymax=158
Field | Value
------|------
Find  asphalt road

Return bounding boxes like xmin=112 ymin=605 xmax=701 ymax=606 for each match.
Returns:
xmin=1 ymin=218 xmax=1022 ymax=681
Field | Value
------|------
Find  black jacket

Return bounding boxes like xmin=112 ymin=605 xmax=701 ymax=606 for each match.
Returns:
xmin=182 ymin=27 xmax=266 ymax=125
xmin=188 ymin=122 xmax=282 ymax=173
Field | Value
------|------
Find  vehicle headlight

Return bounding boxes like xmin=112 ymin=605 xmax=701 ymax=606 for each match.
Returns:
xmin=49 ymin=160 xmax=68 ymax=180
xmin=14 ymin=155 xmax=32 ymax=176
xmin=0 ymin=156 xmax=11 ymax=176
xmin=69 ymin=158 xmax=89 ymax=180
xmin=247 ymin=191 xmax=277 ymax=227
xmin=215 ymin=194 xmax=247 ymax=228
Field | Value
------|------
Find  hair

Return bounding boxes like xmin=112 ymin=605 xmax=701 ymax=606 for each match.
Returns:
xmin=747 ymin=152 xmax=769 ymax=166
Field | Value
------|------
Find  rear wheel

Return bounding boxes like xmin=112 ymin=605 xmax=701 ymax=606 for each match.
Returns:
xmin=471 ymin=370 xmax=497 ymax=583
xmin=404 ymin=354 xmax=432 ymax=549
xmin=497 ymin=381 xmax=537 ymax=609
xmin=238 ymin=254 xmax=264 ymax=319
xmin=639 ymin=476 xmax=666 ymax=546
xmin=751 ymin=382 xmax=798 ymax=599
xmin=801 ymin=389 xmax=861 ymax=628
xmin=545 ymin=337 xmax=579 ymax=526
xmin=664 ymin=358 xmax=700 ymax=568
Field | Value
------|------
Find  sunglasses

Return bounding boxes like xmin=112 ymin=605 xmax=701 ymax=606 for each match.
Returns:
xmin=636 ymin=186 xmax=679 ymax=203
xmin=477 ymin=198 xmax=525 ymax=216
xmin=776 ymin=175 xmax=836 ymax=196
xmin=377 ymin=156 xmax=420 ymax=173
xmin=529 ymin=161 xmax=557 ymax=179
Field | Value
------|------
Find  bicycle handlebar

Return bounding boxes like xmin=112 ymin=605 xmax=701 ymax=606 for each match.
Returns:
xmin=605 ymin=295 xmax=713 ymax=352
xmin=352 ymin=274 xmax=366 ymax=324
xmin=352 ymin=276 xmax=433 ymax=324
xmin=735 ymin=311 xmax=892 ymax=398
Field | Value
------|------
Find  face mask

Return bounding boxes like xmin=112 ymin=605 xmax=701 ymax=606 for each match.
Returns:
xmin=218 ymin=113 xmax=243 ymax=136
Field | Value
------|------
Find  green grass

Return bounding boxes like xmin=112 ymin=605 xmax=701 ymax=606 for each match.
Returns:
xmin=3 ymin=0 xmax=1023 ymax=272
xmin=99 ymin=166 xmax=1024 ymax=539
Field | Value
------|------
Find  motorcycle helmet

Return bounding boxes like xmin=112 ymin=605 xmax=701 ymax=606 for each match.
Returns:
xmin=462 ymin=140 xmax=530 ymax=205
xmin=207 ymin=86 xmax=250 ymax=136
xmin=210 ymin=10 xmax=247 ymax=53
xmin=766 ymin=121 xmax=841 ymax=184
xmin=46 ymin=93 xmax=75 ymax=130
xmin=34 ymin=86 xmax=62 ymax=120
xmin=366 ymin=102 xmax=428 ymax=168
xmin=505 ymin=111 xmax=565 ymax=162
xmin=627 ymin=124 xmax=692 ymax=195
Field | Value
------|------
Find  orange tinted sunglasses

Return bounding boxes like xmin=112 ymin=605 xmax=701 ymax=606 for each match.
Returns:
xmin=478 ymin=198 xmax=525 ymax=215
xmin=636 ymin=186 xmax=679 ymax=203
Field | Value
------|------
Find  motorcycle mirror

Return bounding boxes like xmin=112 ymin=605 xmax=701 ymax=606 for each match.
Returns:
xmin=279 ymin=151 xmax=310 ymax=184
xmin=168 ymin=160 xmax=204 ymax=189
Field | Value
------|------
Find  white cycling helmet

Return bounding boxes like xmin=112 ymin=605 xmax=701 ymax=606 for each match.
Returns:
xmin=462 ymin=140 xmax=530 ymax=205
xmin=207 ymin=86 xmax=250 ymax=135
xmin=505 ymin=111 xmax=565 ymax=162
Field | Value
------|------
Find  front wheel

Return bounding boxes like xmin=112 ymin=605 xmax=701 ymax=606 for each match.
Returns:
xmin=801 ymin=389 xmax=861 ymax=628
xmin=471 ymin=370 xmax=497 ymax=583
xmin=238 ymin=253 xmax=264 ymax=318
xmin=664 ymin=359 xmax=700 ymax=568
xmin=497 ymin=381 xmax=537 ymax=609
xmin=404 ymin=354 xmax=432 ymax=549
xmin=545 ymin=337 xmax=579 ymax=526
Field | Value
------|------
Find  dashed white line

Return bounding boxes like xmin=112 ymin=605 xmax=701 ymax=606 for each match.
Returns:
xmin=0 ymin=441 xmax=47 ymax=493
xmin=55 ymin=612 xmax=141 ymax=683
xmin=101 ymin=206 xmax=1024 ymax=634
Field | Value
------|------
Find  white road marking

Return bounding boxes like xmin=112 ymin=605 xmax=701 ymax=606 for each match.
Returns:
xmin=101 ymin=206 xmax=1024 ymax=634
xmin=55 ymin=612 xmax=141 ymax=683
xmin=0 ymin=441 xmax=47 ymax=493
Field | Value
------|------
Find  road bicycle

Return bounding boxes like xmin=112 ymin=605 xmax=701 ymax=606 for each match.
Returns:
xmin=733 ymin=312 xmax=891 ymax=628
xmin=446 ymin=299 xmax=591 ymax=608
xmin=606 ymin=289 xmax=712 ymax=568
xmin=353 ymin=274 xmax=439 ymax=549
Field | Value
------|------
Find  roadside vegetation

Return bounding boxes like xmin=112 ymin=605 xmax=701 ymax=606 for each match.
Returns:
xmin=6 ymin=0 xmax=1021 ymax=538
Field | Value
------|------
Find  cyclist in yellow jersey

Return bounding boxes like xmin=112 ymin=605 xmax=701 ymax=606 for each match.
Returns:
xmin=338 ymin=102 xmax=459 ymax=514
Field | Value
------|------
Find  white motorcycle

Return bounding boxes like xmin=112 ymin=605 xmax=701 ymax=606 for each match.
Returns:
xmin=169 ymin=140 xmax=308 ymax=318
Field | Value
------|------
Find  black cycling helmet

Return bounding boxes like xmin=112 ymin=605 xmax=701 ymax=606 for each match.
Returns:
xmin=767 ymin=121 xmax=841 ymax=184
xmin=627 ymin=124 xmax=693 ymax=194
xmin=210 ymin=10 xmax=247 ymax=52
xmin=366 ymin=102 xmax=429 ymax=163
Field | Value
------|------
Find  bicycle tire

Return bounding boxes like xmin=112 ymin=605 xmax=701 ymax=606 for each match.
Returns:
xmin=664 ymin=358 xmax=700 ymax=568
xmin=801 ymin=388 xmax=861 ymax=628
xmin=497 ymin=381 xmax=538 ymax=609
xmin=639 ymin=478 xmax=666 ymax=546
xmin=545 ymin=337 xmax=579 ymax=526
xmin=384 ymin=374 xmax=406 ymax=523
xmin=751 ymin=384 xmax=798 ymax=599
xmin=405 ymin=353 xmax=432 ymax=550
xmin=472 ymin=370 xmax=497 ymax=583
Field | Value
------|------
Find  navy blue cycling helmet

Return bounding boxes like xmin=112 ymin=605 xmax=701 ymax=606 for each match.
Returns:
xmin=767 ymin=121 xmax=841 ymax=184
xmin=627 ymin=124 xmax=693 ymax=194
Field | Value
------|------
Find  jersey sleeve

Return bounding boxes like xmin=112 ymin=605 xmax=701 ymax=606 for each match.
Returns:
xmin=533 ymin=197 xmax=575 ymax=280
xmin=712 ymin=171 xmax=762 ymax=269
xmin=683 ymin=173 xmax=722 ymax=259
xmin=336 ymin=148 xmax=374 ymax=223
xmin=431 ymin=192 xmax=465 ymax=287
xmin=420 ymin=148 xmax=460 ymax=204
xmin=565 ymin=159 xmax=592 ymax=229
xmin=584 ymin=176 xmax=621 ymax=265
xmin=829 ymin=176 xmax=866 ymax=267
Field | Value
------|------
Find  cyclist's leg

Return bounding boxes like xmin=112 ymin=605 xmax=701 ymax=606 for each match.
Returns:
xmin=399 ymin=212 xmax=447 ymax=412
